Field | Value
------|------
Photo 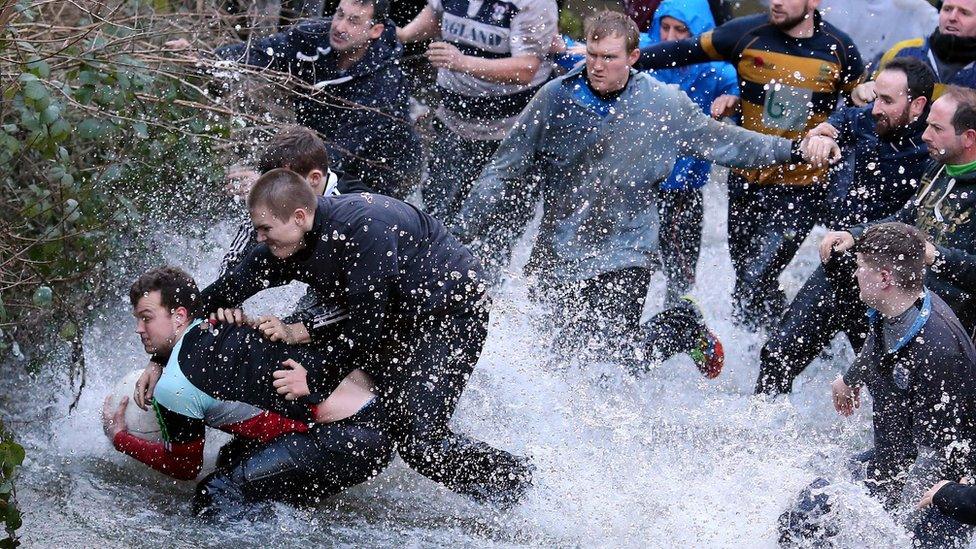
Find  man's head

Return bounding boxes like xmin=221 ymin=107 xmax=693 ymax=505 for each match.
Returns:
xmin=922 ymin=85 xmax=976 ymax=164
xmin=584 ymin=11 xmax=640 ymax=95
xmin=854 ymin=222 xmax=926 ymax=310
xmin=129 ymin=266 xmax=199 ymax=355
xmin=871 ymin=57 xmax=936 ymax=137
xmin=329 ymin=0 xmax=388 ymax=53
xmin=258 ymin=126 xmax=331 ymax=195
xmin=939 ymin=0 xmax=976 ymax=38
xmin=659 ymin=15 xmax=691 ymax=42
xmin=248 ymin=168 xmax=317 ymax=259
xmin=768 ymin=0 xmax=819 ymax=32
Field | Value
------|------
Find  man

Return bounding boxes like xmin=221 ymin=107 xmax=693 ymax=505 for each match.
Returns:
xmin=636 ymin=0 xmax=865 ymax=328
xmin=779 ymin=223 xmax=976 ymax=548
xmin=106 ymin=266 xmax=392 ymax=519
xmin=454 ymin=11 xmax=835 ymax=377
xmin=755 ymin=58 xmax=936 ymax=394
xmin=198 ymin=169 xmax=532 ymax=506
xmin=397 ymin=0 xmax=557 ymax=221
xmin=171 ymin=0 xmax=423 ymax=198
xmin=853 ymin=0 xmax=976 ymax=104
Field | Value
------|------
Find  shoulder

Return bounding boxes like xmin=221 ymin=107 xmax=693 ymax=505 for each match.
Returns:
xmin=887 ymin=37 xmax=929 ymax=59
xmin=819 ymin=19 xmax=859 ymax=50
xmin=323 ymin=194 xmax=412 ymax=231
xmin=511 ymin=0 xmax=558 ymax=15
xmin=715 ymin=14 xmax=768 ymax=37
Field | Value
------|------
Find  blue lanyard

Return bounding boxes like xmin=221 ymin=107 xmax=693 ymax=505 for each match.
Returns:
xmin=866 ymin=289 xmax=932 ymax=354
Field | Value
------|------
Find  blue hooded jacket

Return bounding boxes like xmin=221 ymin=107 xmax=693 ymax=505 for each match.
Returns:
xmin=648 ymin=0 xmax=738 ymax=191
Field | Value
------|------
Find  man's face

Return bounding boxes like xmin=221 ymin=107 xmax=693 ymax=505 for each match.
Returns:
xmin=133 ymin=291 xmax=183 ymax=355
xmin=330 ymin=0 xmax=382 ymax=52
xmin=922 ymin=96 xmax=966 ymax=163
xmin=940 ymin=0 xmax=976 ymax=38
xmin=251 ymin=206 xmax=306 ymax=258
xmin=854 ymin=254 xmax=888 ymax=310
xmin=871 ymin=69 xmax=913 ymax=137
xmin=585 ymin=35 xmax=639 ymax=95
xmin=659 ymin=16 xmax=691 ymax=42
xmin=768 ymin=0 xmax=815 ymax=30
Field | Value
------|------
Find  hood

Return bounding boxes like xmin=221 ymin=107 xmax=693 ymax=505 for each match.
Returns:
xmin=648 ymin=0 xmax=716 ymax=44
xmin=291 ymin=17 xmax=403 ymax=80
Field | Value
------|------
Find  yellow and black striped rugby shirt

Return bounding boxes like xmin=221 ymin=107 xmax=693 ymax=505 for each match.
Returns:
xmin=638 ymin=11 xmax=864 ymax=186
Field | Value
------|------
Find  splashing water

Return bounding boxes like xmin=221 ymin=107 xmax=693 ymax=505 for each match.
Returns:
xmin=5 ymin=172 xmax=933 ymax=547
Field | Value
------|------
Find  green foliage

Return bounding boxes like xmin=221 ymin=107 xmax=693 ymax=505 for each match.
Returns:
xmin=0 ymin=419 xmax=24 ymax=546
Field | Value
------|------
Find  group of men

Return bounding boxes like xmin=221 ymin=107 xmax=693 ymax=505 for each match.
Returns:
xmin=97 ymin=0 xmax=976 ymax=545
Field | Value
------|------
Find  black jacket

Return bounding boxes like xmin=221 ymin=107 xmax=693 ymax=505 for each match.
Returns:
xmin=216 ymin=19 xmax=422 ymax=198
xmin=851 ymin=163 xmax=976 ymax=330
xmin=935 ymin=482 xmax=976 ymax=525
xmin=199 ymin=193 xmax=487 ymax=375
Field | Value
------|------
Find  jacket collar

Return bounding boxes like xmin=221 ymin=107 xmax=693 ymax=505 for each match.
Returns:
xmin=866 ymin=288 xmax=932 ymax=354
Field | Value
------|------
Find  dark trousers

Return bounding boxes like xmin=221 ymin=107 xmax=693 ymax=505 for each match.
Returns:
xmin=755 ymin=253 xmax=867 ymax=394
xmin=377 ymin=298 xmax=532 ymax=505
xmin=194 ymin=399 xmax=394 ymax=519
xmin=658 ymin=188 xmax=704 ymax=307
xmin=423 ymin=118 xmax=500 ymax=223
xmin=544 ymin=267 xmax=705 ymax=370
xmin=728 ymin=173 xmax=826 ymax=328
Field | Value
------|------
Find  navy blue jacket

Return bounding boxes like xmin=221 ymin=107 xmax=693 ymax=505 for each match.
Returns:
xmin=825 ymin=105 xmax=929 ymax=229
xmin=216 ymin=19 xmax=422 ymax=198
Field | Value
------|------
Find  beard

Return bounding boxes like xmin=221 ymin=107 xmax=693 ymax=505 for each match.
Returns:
xmin=873 ymin=107 xmax=910 ymax=138
xmin=770 ymin=9 xmax=809 ymax=32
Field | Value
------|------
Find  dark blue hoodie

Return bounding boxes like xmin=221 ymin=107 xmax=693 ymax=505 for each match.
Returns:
xmin=216 ymin=18 xmax=422 ymax=198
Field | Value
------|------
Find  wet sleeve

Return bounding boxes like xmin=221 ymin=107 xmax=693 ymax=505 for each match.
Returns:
xmin=635 ymin=19 xmax=740 ymax=72
xmin=910 ymin=341 xmax=974 ymax=450
xmin=215 ymin=29 xmax=294 ymax=72
xmin=113 ymin=405 xmax=206 ymax=481
xmin=839 ymin=37 xmax=867 ymax=96
xmin=198 ymin=245 xmax=288 ymax=317
xmin=842 ymin=334 xmax=875 ymax=388
xmin=931 ymin=245 xmax=976 ymax=291
xmin=217 ymin=220 xmax=258 ymax=280
xmin=827 ymin=107 xmax=857 ymax=149
xmin=220 ymin=411 xmax=310 ymax=444
xmin=848 ymin=200 xmax=917 ymax=238
xmin=715 ymin=62 xmax=739 ymax=98
xmin=509 ymin=0 xmax=558 ymax=59
xmin=934 ymin=482 xmax=976 ymax=525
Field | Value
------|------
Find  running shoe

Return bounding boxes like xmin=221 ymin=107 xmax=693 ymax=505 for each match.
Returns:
xmin=681 ymin=297 xmax=725 ymax=379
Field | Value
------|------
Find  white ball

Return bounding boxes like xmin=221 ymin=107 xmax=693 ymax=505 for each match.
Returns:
xmin=107 ymin=370 xmax=163 ymax=442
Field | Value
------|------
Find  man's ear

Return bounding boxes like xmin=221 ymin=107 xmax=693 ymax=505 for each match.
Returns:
xmin=172 ymin=306 xmax=190 ymax=324
xmin=963 ymin=128 xmax=976 ymax=150
xmin=909 ymin=96 xmax=928 ymax=121
xmin=628 ymin=47 xmax=640 ymax=67
xmin=369 ymin=23 xmax=384 ymax=41
xmin=306 ymin=169 xmax=324 ymax=185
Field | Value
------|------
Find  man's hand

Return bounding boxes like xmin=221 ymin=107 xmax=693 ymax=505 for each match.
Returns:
xmin=209 ymin=307 xmax=247 ymax=326
xmin=224 ymin=167 xmax=259 ymax=198
xmin=550 ymin=35 xmax=567 ymax=54
xmin=427 ymin=41 xmax=466 ymax=71
xmin=918 ymin=480 xmax=953 ymax=509
xmin=255 ymin=315 xmax=311 ymax=344
xmin=272 ymin=359 xmax=311 ymax=401
xmin=710 ymin=94 xmax=740 ymax=119
xmin=102 ymin=395 xmax=128 ymax=439
xmin=925 ymin=241 xmax=937 ymax=266
xmin=133 ymin=361 xmax=162 ymax=411
xmin=831 ymin=376 xmax=860 ymax=417
xmin=806 ymin=122 xmax=839 ymax=140
xmin=800 ymin=135 xmax=842 ymax=167
xmin=819 ymin=231 xmax=856 ymax=263
xmin=851 ymin=81 xmax=877 ymax=107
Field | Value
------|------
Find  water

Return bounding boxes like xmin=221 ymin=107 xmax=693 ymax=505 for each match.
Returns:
xmin=3 ymin=172 xmax=926 ymax=547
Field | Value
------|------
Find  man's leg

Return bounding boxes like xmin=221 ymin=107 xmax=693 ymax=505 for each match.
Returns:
xmin=423 ymin=119 xmax=499 ymax=222
xmin=391 ymin=300 xmax=533 ymax=506
xmin=755 ymin=253 xmax=865 ymax=395
xmin=658 ymin=188 xmax=704 ymax=308
xmin=727 ymin=173 xmax=765 ymax=324
xmin=194 ymin=400 xmax=394 ymax=519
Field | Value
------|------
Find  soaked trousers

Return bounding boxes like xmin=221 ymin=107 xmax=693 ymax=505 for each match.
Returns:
xmin=658 ymin=187 xmax=704 ymax=307
xmin=755 ymin=252 xmax=867 ymax=394
xmin=194 ymin=399 xmax=394 ymax=519
xmin=423 ymin=118 xmax=500 ymax=223
xmin=728 ymin=174 xmax=827 ymax=329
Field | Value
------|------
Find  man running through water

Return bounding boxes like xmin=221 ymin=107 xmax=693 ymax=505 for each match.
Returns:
xmin=104 ymin=266 xmax=392 ymax=519
xmin=198 ymin=168 xmax=532 ymax=506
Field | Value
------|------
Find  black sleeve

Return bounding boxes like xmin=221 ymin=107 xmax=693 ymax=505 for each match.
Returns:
xmin=218 ymin=220 xmax=259 ymax=280
xmin=934 ymin=482 xmax=976 ymax=525
xmin=198 ymin=244 xmax=288 ymax=317
xmin=847 ymin=199 xmax=917 ymax=238
xmin=635 ymin=19 xmax=740 ymax=71
xmin=215 ymin=29 xmax=294 ymax=72
xmin=838 ymin=36 xmax=866 ymax=97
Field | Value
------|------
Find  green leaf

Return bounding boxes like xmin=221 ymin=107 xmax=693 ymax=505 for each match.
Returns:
xmin=58 ymin=321 xmax=77 ymax=341
xmin=31 ymin=286 xmax=52 ymax=307
xmin=27 ymin=58 xmax=51 ymax=79
xmin=133 ymin=121 xmax=148 ymax=139
xmin=21 ymin=80 xmax=47 ymax=101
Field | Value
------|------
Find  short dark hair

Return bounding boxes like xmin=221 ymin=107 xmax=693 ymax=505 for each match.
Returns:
xmin=349 ymin=0 xmax=389 ymax=22
xmin=857 ymin=222 xmax=926 ymax=292
xmin=257 ymin=126 xmax=330 ymax=176
xmin=129 ymin=266 xmax=200 ymax=315
xmin=248 ymin=168 xmax=317 ymax=219
xmin=585 ymin=10 xmax=639 ymax=52
xmin=880 ymin=57 xmax=936 ymax=103
xmin=942 ymin=85 xmax=976 ymax=135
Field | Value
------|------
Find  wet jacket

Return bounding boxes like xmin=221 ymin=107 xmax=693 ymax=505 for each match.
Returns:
xmin=824 ymin=105 xmax=928 ymax=228
xmin=935 ymin=482 xmax=976 ymax=525
xmin=455 ymin=64 xmax=796 ymax=286
xmin=850 ymin=163 xmax=976 ymax=330
xmin=843 ymin=291 xmax=976 ymax=491
xmin=647 ymin=0 xmax=739 ymax=191
xmin=215 ymin=19 xmax=422 ymax=197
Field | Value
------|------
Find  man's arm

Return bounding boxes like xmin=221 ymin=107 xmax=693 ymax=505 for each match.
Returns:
xmin=635 ymin=18 xmax=742 ymax=72
xmin=397 ymin=5 xmax=440 ymax=43
xmin=932 ymin=482 xmax=976 ymax=525
xmin=214 ymin=27 xmax=295 ymax=72
xmin=103 ymin=396 xmax=205 ymax=481
xmin=198 ymin=244 xmax=287 ymax=318
xmin=217 ymin=219 xmax=259 ymax=280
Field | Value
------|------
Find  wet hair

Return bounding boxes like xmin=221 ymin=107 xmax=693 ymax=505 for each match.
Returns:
xmin=347 ymin=0 xmax=389 ymax=22
xmin=942 ymin=85 xmax=976 ymax=135
xmin=585 ymin=10 xmax=640 ymax=52
xmin=129 ymin=266 xmax=200 ymax=315
xmin=257 ymin=126 xmax=330 ymax=176
xmin=857 ymin=222 xmax=926 ymax=292
xmin=880 ymin=57 xmax=936 ymax=103
xmin=248 ymin=168 xmax=317 ymax=220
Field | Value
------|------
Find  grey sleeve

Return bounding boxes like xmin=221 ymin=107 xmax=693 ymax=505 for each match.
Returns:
xmin=669 ymin=86 xmax=794 ymax=168
xmin=509 ymin=0 xmax=558 ymax=59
